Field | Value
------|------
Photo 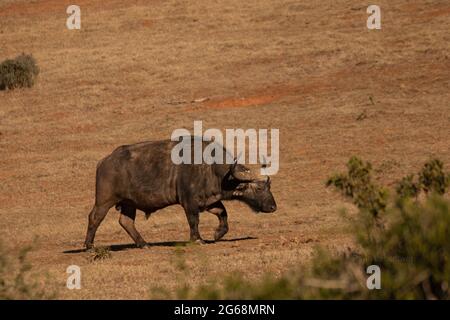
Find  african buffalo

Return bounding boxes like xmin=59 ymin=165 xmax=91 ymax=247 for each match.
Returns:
xmin=84 ymin=138 xmax=277 ymax=249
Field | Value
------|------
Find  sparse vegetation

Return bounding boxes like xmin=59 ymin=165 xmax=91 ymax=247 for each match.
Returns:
xmin=87 ymin=246 xmax=112 ymax=263
xmin=326 ymin=156 xmax=388 ymax=217
xmin=396 ymin=174 xmax=421 ymax=200
xmin=162 ymin=158 xmax=450 ymax=299
xmin=0 ymin=53 xmax=39 ymax=90
xmin=418 ymin=159 xmax=450 ymax=195
xmin=0 ymin=241 xmax=54 ymax=299
xmin=396 ymin=159 xmax=449 ymax=201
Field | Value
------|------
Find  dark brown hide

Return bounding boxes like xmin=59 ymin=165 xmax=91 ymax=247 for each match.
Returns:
xmin=84 ymin=138 xmax=276 ymax=249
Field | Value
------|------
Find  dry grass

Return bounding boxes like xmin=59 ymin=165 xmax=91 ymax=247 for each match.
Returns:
xmin=0 ymin=0 xmax=449 ymax=299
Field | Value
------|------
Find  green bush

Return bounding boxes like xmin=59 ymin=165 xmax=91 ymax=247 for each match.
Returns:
xmin=418 ymin=159 xmax=450 ymax=195
xmin=395 ymin=159 xmax=450 ymax=202
xmin=321 ymin=157 xmax=450 ymax=299
xmin=361 ymin=195 xmax=450 ymax=299
xmin=0 ymin=54 xmax=39 ymax=90
xmin=162 ymin=158 xmax=450 ymax=300
xmin=396 ymin=174 xmax=420 ymax=200
xmin=326 ymin=156 xmax=388 ymax=217
xmin=0 ymin=241 xmax=54 ymax=299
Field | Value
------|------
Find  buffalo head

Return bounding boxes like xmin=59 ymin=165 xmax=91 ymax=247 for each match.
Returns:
xmin=229 ymin=161 xmax=277 ymax=213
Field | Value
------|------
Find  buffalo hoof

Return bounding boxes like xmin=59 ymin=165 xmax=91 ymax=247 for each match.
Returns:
xmin=136 ymin=242 xmax=148 ymax=249
xmin=192 ymin=239 xmax=206 ymax=245
xmin=214 ymin=228 xmax=228 ymax=242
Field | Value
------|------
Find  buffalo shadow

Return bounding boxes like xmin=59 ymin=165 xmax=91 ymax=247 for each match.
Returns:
xmin=63 ymin=236 xmax=257 ymax=254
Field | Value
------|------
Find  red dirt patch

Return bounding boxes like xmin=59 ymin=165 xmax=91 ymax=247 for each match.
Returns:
xmin=186 ymin=83 xmax=303 ymax=111
xmin=191 ymin=71 xmax=347 ymax=111
xmin=421 ymin=8 xmax=450 ymax=19
xmin=141 ymin=20 xmax=153 ymax=28
xmin=0 ymin=0 xmax=64 ymax=17
xmin=0 ymin=0 xmax=149 ymax=17
xmin=193 ymin=58 xmax=449 ymax=111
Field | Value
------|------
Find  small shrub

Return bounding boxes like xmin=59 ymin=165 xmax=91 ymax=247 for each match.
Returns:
xmin=396 ymin=174 xmax=420 ymax=200
xmin=0 ymin=53 xmax=39 ymax=90
xmin=395 ymin=159 xmax=450 ymax=202
xmin=87 ymin=246 xmax=111 ymax=263
xmin=326 ymin=156 xmax=388 ymax=217
xmin=418 ymin=159 xmax=449 ymax=195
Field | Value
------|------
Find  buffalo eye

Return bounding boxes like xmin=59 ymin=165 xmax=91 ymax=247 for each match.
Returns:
xmin=236 ymin=183 xmax=247 ymax=191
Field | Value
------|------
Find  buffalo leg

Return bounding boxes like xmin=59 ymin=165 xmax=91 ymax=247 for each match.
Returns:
xmin=119 ymin=205 xmax=147 ymax=248
xmin=84 ymin=202 xmax=113 ymax=249
xmin=183 ymin=205 xmax=204 ymax=244
xmin=207 ymin=201 xmax=229 ymax=241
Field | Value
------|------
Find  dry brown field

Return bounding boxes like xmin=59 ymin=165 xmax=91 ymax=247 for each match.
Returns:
xmin=0 ymin=0 xmax=449 ymax=299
